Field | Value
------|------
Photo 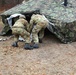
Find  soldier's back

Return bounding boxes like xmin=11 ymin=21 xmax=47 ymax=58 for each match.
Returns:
xmin=31 ymin=14 xmax=48 ymax=23
xmin=13 ymin=18 xmax=26 ymax=28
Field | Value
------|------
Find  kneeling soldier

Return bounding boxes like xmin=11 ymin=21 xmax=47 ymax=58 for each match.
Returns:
xmin=12 ymin=15 xmax=33 ymax=50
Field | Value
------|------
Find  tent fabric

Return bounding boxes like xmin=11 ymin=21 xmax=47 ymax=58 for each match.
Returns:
xmin=0 ymin=0 xmax=76 ymax=43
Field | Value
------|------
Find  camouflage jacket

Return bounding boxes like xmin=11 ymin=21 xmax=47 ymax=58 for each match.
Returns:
xmin=12 ymin=18 xmax=29 ymax=31
xmin=29 ymin=14 xmax=48 ymax=32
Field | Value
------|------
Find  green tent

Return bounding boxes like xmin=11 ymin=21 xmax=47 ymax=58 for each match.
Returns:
xmin=0 ymin=0 xmax=76 ymax=43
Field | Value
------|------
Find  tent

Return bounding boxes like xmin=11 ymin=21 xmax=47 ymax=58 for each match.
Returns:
xmin=0 ymin=0 xmax=76 ymax=43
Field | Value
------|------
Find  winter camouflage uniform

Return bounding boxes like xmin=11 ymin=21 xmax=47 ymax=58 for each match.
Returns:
xmin=12 ymin=16 xmax=33 ymax=49
xmin=30 ymin=14 xmax=48 ymax=48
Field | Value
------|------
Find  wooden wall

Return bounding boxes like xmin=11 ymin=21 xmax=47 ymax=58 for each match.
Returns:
xmin=0 ymin=0 xmax=23 ymax=11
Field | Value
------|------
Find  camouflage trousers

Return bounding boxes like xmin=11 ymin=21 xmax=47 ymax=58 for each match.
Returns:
xmin=32 ymin=22 xmax=48 ymax=44
xmin=12 ymin=27 xmax=31 ymax=43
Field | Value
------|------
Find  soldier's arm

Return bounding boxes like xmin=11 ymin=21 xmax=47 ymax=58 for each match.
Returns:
xmin=30 ymin=18 xmax=34 ymax=25
xmin=23 ymin=20 xmax=30 ymax=35
xmin=26 ymin=23 xmax=30 ymax=32
xmin=24 ymin=20 xmax=28 ymax=26
xmin=24 ymin=30 xmax=30 ymax=36
xmin=29 ymin=19 xmax=34 ymax=32
xmin=23 ymin=20 xmax=30 ymax=32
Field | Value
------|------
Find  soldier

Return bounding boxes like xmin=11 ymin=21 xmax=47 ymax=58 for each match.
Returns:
xmin=12 ymin=15 xmax=33 ymax=50
xmin=30 ymin=14 xmax=49 ymax=48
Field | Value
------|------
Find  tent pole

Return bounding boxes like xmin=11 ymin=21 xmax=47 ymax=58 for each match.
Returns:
xmin=64 ymin=0 xmax=68 ymax=6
